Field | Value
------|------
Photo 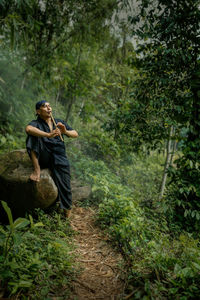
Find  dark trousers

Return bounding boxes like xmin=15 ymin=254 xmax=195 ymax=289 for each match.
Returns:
xmin=26 ymin=135 xmax=72 ymax=210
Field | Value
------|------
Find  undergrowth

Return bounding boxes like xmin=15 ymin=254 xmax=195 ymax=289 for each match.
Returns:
xmin=0 ymin=202 xmax=77 ymax=299
xmin=71 ymin=151 xmax=200 ymax=299
xmin=2 ymin=129 xmax=200 ymax=299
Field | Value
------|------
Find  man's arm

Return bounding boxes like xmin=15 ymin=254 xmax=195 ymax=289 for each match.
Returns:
xmin=64 ymin=129 xmax=78 ymax=138
xmin=26 ymin=125 xmax=60 ymax=138
xmin=57 ymin=122 xmax=78 ymax=138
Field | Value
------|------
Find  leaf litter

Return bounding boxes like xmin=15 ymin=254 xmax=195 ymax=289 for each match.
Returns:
xmin=69 ymin=206 xmax=126 ymax=300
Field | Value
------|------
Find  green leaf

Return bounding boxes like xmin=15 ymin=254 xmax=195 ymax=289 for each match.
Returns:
xmin=12 ymin=232 xmax=22 ymax=246
xmin=29 ymin=214 xmax=34 ymax=229
xmin=0 ymin=226 xmax=7 ymax=235
xmin=29 ymin=214 xmax=44 ymax=228
xmin=192 ymin=262 xmax=200 ymax=271
xmin=13 ymin=218 xmax=30 ymax=229
xmin=33 ymin=222 xmax=44 ymax=227
xmin=1 ymin=201 xmax=13 ymax=227
xmin=196 ymin=212 xmax=200 ymax=220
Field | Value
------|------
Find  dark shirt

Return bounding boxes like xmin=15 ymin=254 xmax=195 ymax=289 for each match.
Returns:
xmin=27 ymin=116 xmax=73 ymax=166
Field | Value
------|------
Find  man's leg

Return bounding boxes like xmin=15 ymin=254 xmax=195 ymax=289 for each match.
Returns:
xmin=51 ymin=164 xmax=72 ymax=218
xmin=64 ymin=209 xmax=71 ymax=218
xmin=27 ymin=135 xmax=52 ymax=182
xmin=30 ymin=150 xmax=40 ymax=182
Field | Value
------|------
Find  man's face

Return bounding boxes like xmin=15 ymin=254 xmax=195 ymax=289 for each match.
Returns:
xmin=37 ymin=102 xmax=52 ymax=119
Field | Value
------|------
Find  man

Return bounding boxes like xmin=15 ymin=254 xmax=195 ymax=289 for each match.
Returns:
xmin=26 ymin=100 xmax=78 ymax=217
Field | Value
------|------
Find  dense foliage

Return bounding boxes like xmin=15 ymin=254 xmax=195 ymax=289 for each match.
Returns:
xmin=0 ymin=202 xmax=76 ymax=299
xmin=69 ymin=145 xmax=200 ymax=299
xmin=1 ymin=0 xmax=200 ymax=298
xmin=106 ymin=0 xmax=200 ymax=229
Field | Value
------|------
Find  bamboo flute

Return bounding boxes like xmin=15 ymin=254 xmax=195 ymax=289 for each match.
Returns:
xmin=50 ymin=112 xmax=64 ymax=142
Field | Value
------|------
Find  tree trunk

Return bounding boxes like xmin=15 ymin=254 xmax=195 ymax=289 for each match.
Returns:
xmin=78 ymin=98 xmax=85 ymax=116
xmin=21 ymin=76 xmax=26 ymax=90
xmin=65 ymin=44 xmax=82 ymax=121
xmin=169 ymin=139 xmax=177 ymax=167
xmin=55 ymin=89 xmax=60 ymax=107
xmin=66 ymin=96 xmax=74 ymax=121
xmin=159 ymin=126 xmax=173 ymax=199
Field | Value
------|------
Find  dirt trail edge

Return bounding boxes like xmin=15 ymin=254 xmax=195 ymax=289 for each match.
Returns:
xmin=69 ymin=206 xmax=126 ymax=300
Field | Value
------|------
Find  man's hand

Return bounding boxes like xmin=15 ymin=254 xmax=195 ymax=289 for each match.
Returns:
xmin=48 ymin=128 xmax=61 ymax=138
xmin=57 ymin=122 xmax=66 ymax=134
xmin=57 ymin=122 xmax=78 ymax=138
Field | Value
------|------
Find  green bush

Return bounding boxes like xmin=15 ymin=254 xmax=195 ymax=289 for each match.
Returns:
xmin=130 ymin=234 xmax=200 ymax=299
xmin=164 ymin=159 xmax=200 ymax=232
xmin=97 ymin=188 xmax=200 ymax=298
xmin=93 ymin=154 xmax=200 ymax=299
xmin=80 ymin=126 xmax=121 ymax=161
xmin=0 ymin=202 xmax=76 ymax=299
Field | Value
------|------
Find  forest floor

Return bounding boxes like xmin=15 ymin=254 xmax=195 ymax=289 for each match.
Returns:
xmin=69 ymin=206 xmax=126 ymax=300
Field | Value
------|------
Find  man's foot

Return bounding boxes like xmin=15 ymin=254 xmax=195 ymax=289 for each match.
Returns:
xmin=64 ymin=209 xmax=71 ymax=218
xmin=30 ymin=169 xmax=40 ymax=182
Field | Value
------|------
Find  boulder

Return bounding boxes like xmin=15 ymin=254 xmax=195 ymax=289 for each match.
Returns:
xmin=0 ymin=149 xmax=92 ymax=219
xmin=71 ymin=180 xmax=92 ymax=203
xmin=0 ymin=149 xmax=58 ymax=218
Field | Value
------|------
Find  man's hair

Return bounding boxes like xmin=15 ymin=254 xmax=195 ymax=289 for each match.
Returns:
xmin=35 ymin=100 xmax=47 ymax=110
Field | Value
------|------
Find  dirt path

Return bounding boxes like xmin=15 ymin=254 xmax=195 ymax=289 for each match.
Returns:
xmin=69 ymin=206 xmax=126 ymax=300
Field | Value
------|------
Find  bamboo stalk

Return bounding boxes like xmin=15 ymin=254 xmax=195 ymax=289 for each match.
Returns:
xmin=50 ymin=112 xmax=64 ymax=142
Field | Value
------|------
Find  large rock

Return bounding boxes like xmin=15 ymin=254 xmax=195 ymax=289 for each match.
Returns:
xmin=0 ymin=149 xmax=58 ymax=218
xmin=0 ymin=149 xmax=92 ymax=219
xmin=71 ymin=180 xmax=92 ymax=203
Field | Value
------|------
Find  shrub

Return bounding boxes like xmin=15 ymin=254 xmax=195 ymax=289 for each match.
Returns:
xmin=94 ymin=154 xmax=200 ymax=299
xmin=0 ymin=202 xmax=76 ymax=299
